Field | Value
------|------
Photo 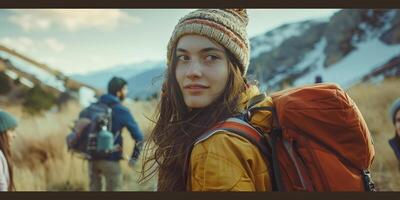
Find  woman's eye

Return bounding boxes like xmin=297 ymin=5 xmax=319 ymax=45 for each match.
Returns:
xmin=205 ymin=55 xmax=219 ymax=61
xmin=177 ymin=55 xmax=189 ymax=61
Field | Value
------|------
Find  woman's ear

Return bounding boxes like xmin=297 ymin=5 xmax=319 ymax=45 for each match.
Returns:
xmin=243 ymin=77 xmax=249 ymax=90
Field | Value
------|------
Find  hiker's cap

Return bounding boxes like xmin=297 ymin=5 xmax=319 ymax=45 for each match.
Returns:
xmin=167 ymin=9 xmax=250 ymax=76
xmin=108 ymin=76 xmax=127 ymax=95
xmin=390 ymin=98 xmax=400 ymax=124
xmin=0 ymin=111 xmax=18 ymax=133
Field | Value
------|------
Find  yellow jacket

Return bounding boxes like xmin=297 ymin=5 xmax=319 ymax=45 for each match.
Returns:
xmin=187 ymin=86 xmax=274 ymax=191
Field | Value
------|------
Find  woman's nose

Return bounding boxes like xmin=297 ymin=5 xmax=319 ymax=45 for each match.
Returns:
xmin=185 ymin=59 xmax=202 ymax=79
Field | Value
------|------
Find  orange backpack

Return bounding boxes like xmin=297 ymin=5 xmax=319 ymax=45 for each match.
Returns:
xmin=186 ymin=83 xmax=376 ymax=191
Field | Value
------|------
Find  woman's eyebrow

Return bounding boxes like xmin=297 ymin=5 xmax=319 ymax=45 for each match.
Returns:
xmin=200 ymin=47 xmax=224 ymax=53
xmin=176 ymin=47 xmax=224 ymax=53
xmin=176 ymin=48 xmax=188 ymax=53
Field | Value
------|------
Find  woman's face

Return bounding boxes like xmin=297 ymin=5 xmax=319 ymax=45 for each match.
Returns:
xmin=175 ymin=34 xmax=229 ymax=109
xmin=395 ymin=110 xmax=400 ymax=137
xmin=6 ymin=129 xmax=16 ymax=146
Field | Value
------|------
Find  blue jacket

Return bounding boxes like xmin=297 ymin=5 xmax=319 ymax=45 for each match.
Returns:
xmin=98 ymin=94 xmax=144 ymax=161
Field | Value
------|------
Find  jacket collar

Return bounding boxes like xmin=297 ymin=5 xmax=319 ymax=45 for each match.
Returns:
xmin=239 ymin=84 xmax=261 ymax=111
xmin=99 ymin=94 xmax=121 ymax=106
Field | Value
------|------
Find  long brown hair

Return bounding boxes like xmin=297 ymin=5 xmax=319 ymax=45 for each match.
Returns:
xmin=140 ymin=47 xmax=248 ymax=191
xmin=0 ymin=131 xmax=15 ymax=191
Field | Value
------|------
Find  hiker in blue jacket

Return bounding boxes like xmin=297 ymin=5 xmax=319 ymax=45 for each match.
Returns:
xmin=89 ymin=76 xmax=144 ymax=191
xmin=389 ymin=98 xmax=400 ymax=170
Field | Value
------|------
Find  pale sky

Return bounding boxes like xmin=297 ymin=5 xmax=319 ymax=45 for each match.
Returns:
xmin=0 ymin=9 xmax=339 ymax=75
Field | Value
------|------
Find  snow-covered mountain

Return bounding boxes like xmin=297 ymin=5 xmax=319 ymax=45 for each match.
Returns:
xmin=249 ymin=9 xmax=400 ymax=92
xmin=250 ymin=18 xmax=330 ymax=59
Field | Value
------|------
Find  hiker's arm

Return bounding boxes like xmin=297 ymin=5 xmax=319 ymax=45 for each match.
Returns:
xmin=122 ymin=109 xmax=144 ymax=142
xmin=122 ymin=109 xmax=144 ymax=159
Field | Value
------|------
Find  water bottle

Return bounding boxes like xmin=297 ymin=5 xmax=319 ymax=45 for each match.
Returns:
xmin=96 ymin=126 xmax=114 ymax=153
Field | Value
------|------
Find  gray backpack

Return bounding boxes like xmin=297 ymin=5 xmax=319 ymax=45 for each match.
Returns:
xmin=66 ymin=102 xmax=116 ymax=159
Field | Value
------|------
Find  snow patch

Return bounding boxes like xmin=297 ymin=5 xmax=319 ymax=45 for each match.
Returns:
xmin=0 ymin=51 xmax=66 ymax=92
xmin=19 ymin=77 xmax=34 ymax=88
xmin=251 ymin=21 xmax=318 ymax=58
xmin=352 ymin=10 xmax=397 ymax=45
xmin=4 ymin=70 xmax=18 ymax=80
xmin=292 ymin=38 xmax=327 ymax=73
xmin=294 ymin=39 xmax=400 ymax=88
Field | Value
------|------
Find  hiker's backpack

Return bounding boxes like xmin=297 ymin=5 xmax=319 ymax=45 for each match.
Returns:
xmin=186 ymin=83 xmax=376 ymax=191
xmin=66 ymin=102 xmax=116 ymax=159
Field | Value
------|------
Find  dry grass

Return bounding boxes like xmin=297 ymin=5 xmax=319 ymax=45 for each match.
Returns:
xmin=2 ymin=99 xmax=158 ymax=191
xmin=2 ymin=77 xmax=400 ymax=191
xmin=347 ymin=77 xmax=400 ymax=191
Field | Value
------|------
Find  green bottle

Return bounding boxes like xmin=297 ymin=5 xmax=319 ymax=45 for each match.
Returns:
xmin=97 ymin=126 xmax=114 ymax=152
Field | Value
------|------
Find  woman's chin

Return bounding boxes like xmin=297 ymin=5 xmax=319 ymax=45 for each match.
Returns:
xmin=185 ymin=99 xmax=211 ymax=109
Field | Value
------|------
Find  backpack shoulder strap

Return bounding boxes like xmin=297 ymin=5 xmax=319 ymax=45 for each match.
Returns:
xmin=183 ymin=117 xmax=275 ymax=189
xmin=191 ymin=117 xmax=272 ymax=160
xmin=213 ymin=118 xmax=272 ymax=157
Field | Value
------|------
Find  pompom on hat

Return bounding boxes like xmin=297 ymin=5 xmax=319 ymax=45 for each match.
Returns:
xmin=167 ymin=9 xmax=250 ymax=76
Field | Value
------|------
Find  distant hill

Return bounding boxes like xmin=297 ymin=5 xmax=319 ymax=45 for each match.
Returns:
xmin=72 ymin=60 xmax=165 ymax=90
xmin=126 ymin=66 xmax=165 ymax=100
xmin=71 ymin=60 xmax=166 ymax=100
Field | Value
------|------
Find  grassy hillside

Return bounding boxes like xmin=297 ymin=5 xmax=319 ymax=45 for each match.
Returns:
xmin=4 ymin=100 xmax=158 ymax=191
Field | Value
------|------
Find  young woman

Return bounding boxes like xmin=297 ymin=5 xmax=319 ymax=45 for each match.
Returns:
xmin=0 ymin=111 xmax=18 ymax=191
xmin=389 ymin=98 xmax=400 ymax=169
xmin=141 ymin=9 xmax=273 ymax=191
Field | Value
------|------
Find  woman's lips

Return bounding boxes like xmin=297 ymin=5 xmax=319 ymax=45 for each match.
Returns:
xmin=184 ymin=84 xmax=209 ymax=94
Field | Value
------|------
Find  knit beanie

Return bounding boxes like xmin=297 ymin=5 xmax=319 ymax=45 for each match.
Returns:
xmin=167 ymin=9 xmax=250 ymax=76
xmin=390 ymin=98 xmax=400 ymax=124
xmin=0 ymin=111 xmax=18 ymax=133
xmin=108 ymin=76 xmax=127 ymax=95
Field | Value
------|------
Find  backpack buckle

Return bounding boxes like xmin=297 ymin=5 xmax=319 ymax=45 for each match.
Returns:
xmin=362 ymin=170 xmax=376 ymax=192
